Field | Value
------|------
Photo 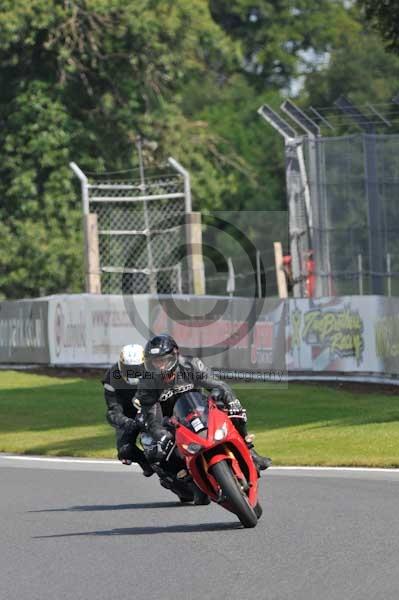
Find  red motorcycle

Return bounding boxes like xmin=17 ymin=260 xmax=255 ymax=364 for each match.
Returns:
xmin=170 ymin=391 xmax=262 ymax=528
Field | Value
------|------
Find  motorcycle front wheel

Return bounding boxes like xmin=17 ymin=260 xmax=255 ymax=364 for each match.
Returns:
xmin=210 ymin=460 xmax=258 ymax=528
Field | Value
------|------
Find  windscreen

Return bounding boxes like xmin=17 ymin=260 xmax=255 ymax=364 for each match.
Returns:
xmin=173 ymin=391 xmax=209 ymax=433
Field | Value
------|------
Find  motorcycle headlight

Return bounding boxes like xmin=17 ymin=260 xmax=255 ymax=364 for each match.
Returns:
xmin=214 ymin=423 xmax=228 ymax=441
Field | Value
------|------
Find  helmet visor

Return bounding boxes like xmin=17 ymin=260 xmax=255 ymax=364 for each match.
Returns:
xmin=145 ymin=352 xmax=177 ymax=374
xmin=119 ymin=362 xmax=141 ymax=385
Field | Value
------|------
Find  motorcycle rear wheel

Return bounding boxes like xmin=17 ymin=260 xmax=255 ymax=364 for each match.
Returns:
xmin=210 ymin=460 xmax=258 ymax=528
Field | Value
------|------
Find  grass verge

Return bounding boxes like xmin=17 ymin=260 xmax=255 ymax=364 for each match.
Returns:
xmin=0 ymin=371 xmax=398 ymax=466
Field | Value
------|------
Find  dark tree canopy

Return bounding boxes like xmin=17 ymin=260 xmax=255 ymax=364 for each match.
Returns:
xmin=1 ymin=0 xmax=399 ymax=299
xmin=358 ymin=1 xmax=399 ymax=53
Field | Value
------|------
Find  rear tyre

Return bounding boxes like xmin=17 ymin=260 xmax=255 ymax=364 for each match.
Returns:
xmin=210 ymin=460 xmax=258 ymax=528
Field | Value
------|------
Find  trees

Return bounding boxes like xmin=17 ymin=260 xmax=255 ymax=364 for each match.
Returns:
xmin=2 ymin=1 xmax=392 ymax=299
xmin=0 ymin=0 xmax=239 ymax=298
xmin=210 ymin=0 xmax=354 ymax=89
xmin=304 ymin=30 xmax=399 ymax=115
xmin=358 ymin=1 xmax=399 ymax=53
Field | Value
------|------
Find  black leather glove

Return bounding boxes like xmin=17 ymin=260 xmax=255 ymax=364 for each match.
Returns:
xmin=145 ymin=430 xmax=174 ymax=464
xmin=135 ymin=412 xmax=146 ymax=430
xmin=123 ymin=418 xmax=139 ymax=434
xmin=226 ymin=398 xmax=244 ymax=416
xmin=154 ymin=431 xmax=174 ymax=462
xmin=210 ymin=388 xmax=227 ymax=409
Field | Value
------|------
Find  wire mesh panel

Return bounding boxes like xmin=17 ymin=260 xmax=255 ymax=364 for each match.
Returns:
xmin=304 ymin=133 xmax=399 ymax=296
xmin=201 ymin=212 xmax=288 ymax=298
xmin=87 ymin=171 xmax=187 ymax=294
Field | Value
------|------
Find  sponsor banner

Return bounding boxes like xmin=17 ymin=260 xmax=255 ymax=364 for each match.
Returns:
xmin=48 ymin=294 xmax=150 ymax=364
xmin=374 ymin=297 xmax=399 ymax=375
xmin=149 ymin=295 xmax=286 ymax=375
xmin=0 ymin=299 xmax=49 ymax=363
xmin=2 ymin=293 xmax=399 ymax=378
xmin=286 ymin=296 xmax=381 ymax=372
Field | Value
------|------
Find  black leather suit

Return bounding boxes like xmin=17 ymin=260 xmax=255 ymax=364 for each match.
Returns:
xmin=136 ymin=356 xmax=248 ymax=445
xmin=102 ymin=362 xmax=147 ymax=463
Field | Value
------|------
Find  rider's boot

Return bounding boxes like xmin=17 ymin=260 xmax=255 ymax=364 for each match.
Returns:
xmin=249 ymin=447 xmax=272 ymax=471
xmin=245 ymin=433 xmax=272 ymax=470
xmin=137 ymin=456 xmax=155 ymax=477
xmin=191 ymin=484 xmax=211 ymax=505
xmin=160 ymin=477 xmax=194 ymax=503
xmin=119 ymin=444 xmax=154 ymax=477
xmin=231 ymin=419 xmax=272 ymax=471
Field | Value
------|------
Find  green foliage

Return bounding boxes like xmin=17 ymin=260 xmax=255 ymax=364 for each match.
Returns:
xmin=1 ymin=0 xmax=398 ymax=298
xmin=0 ymin=0 xmax=241 ymax=298
xmin=304 ymin=25 xmax=399 ymax=114
xmin=210 ymin=0 xmax=354 ymax=89
xmin=358 ymin=0 xmax=399 ymax=53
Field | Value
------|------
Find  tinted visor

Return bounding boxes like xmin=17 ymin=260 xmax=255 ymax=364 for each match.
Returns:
xmin=145 ymin=351 xmax=177 ymax=373
xmin=119 ymin=363 xmax=141 ymax=384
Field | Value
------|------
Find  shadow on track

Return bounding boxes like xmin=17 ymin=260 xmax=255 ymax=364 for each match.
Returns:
xmin=33 ymin=521 xmax=242 ymax=538
xmin=29 ymin=501 xmax=183 ymax=513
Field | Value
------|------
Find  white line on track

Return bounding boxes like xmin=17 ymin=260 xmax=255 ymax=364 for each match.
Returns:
xmin=0 ymin=454 xmax=398 ymax=473
xmin=271 ymin=465 xmax=399 ymax=473
xmin=1 ymin=454 xmax=121 ymax=464
xmin=0 ymin=453 xmax=142 ymax=472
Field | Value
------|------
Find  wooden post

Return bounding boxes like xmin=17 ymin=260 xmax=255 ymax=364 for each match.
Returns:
xmin=83 ymin=213 xmax=101 ymax=294
xmin=274 ymin=241 xmax=288 ymax=299
xmin=186 ymin=212 xmax=205 ymax=295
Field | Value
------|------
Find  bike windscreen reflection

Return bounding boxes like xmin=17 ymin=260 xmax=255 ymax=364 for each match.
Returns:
xmin=173 ymin=391 xmax=209 ymax=433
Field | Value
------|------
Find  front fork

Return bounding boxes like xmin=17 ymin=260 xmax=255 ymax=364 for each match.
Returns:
xmin=198 ymin=445 xmax=248 ymax=501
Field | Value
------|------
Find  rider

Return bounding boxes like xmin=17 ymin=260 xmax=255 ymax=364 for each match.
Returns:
xmin=135 ymin=334 xmax=271 ymax=471
xmin=102 ymin=343 xmax=153 ymax=477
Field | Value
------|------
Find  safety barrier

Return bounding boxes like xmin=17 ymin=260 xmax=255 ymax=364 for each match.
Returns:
xmin=1 ymin=294 xmax=399 ymax=381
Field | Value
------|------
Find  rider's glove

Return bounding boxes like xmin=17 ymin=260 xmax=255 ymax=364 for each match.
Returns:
xmin=135 ymin=411 xmax=146 ymax=430
xmin=226 ymin=398 xmax=244 ymax=416
xmin=210 ymin=388 xmax=228 ymax=410
xmin=123 ymin=418 xmax=138 ymax=434
xmin=154 ymin=431 xmax=174 ymax=462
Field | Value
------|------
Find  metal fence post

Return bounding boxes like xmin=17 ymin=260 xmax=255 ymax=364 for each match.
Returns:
xmin=387 ymin=253 xmax=392 ymax=296
xmin=168 ymin=157 xmax=205 ymax=295
xmin=70 ymin=162 xmax=89 ymax=215
xmin=358 ymin=254 xmax=363 ymax=295
xmin=256 ymin=250 xmax=262 ymax=297
xmin=281 ymin=100 xmax=325 ymax=297
xmin=258 ymin=105 xmax=307 ymax=298
xmin=168 ymin=157 xmax=192 ymax=213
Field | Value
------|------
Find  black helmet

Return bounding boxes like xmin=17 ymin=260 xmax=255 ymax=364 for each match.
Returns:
xmin=144 ymin=334 xmax=179 ymax=375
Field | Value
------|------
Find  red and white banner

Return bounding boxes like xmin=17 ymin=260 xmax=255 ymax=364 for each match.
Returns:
xmin=48 ymin=294 xmax=150 ymax=364
xmin=2 ymin=293 xmax=399 ymax=379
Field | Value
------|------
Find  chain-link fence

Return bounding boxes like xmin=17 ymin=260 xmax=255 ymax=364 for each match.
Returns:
xmin=304 ymin=133 xmax=399 ymax=296
xmin=72 ymin=162 xmax=191 ymax=294
xmin=201 ymin=212 xmax=288 ymax=298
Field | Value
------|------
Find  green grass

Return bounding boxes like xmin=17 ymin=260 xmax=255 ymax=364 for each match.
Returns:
xmin=0 ymin=371 xmax=399 ymax=467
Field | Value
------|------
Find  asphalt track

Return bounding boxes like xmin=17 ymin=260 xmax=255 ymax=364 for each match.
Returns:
xmin=1 ymin=456 xmax=399 ymax=600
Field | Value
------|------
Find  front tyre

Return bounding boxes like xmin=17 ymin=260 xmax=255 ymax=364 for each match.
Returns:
xmin=254 ymin=501 xmax=263 ymax=519
xmin=210 ymin=460 xmax=258 ymax=528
